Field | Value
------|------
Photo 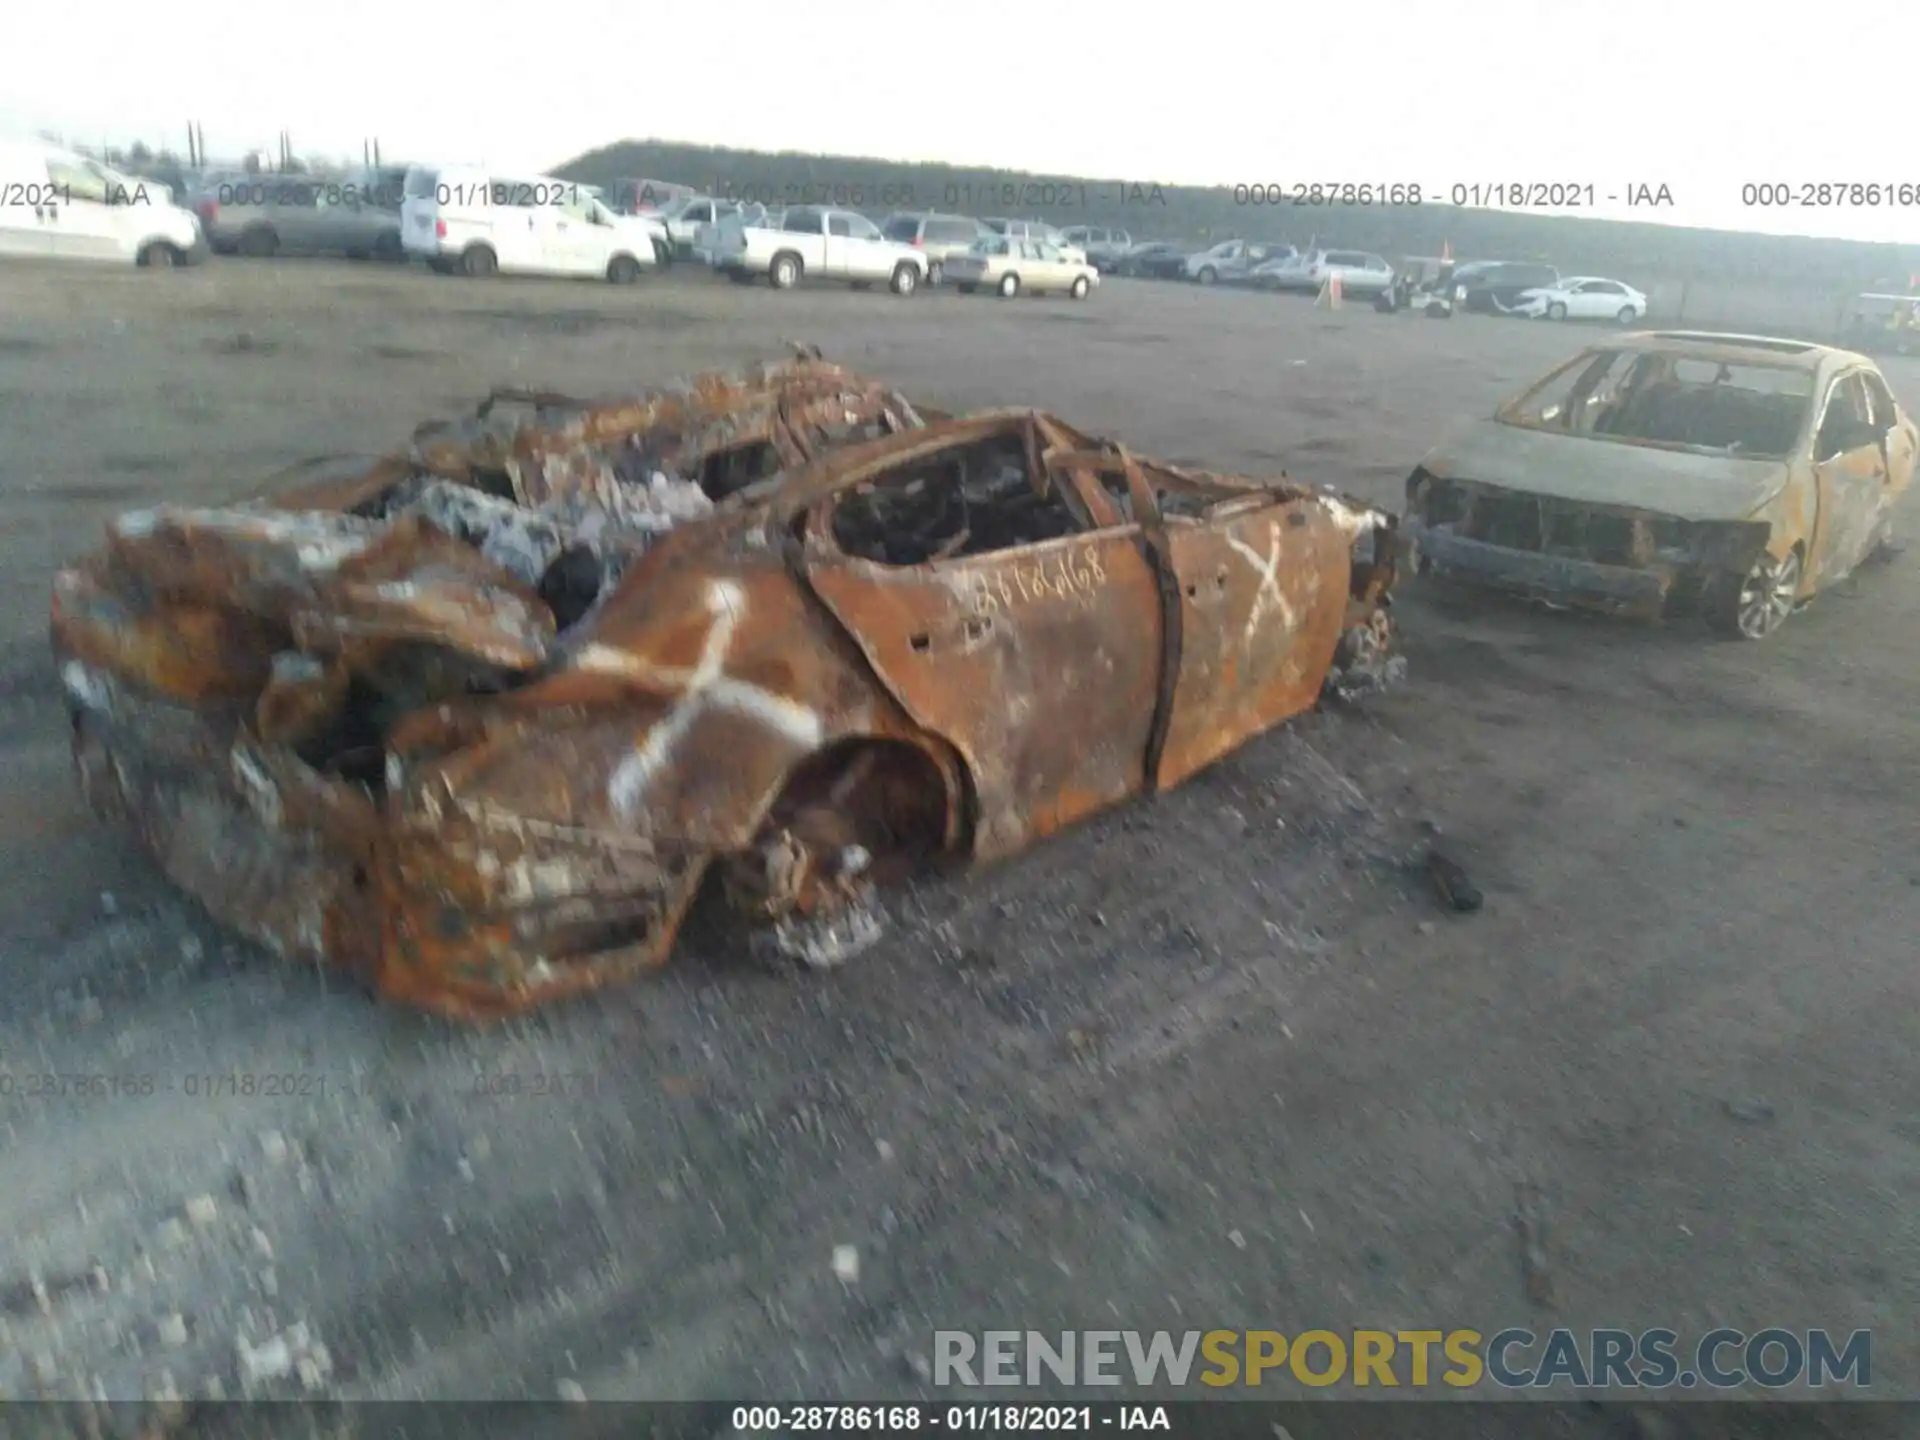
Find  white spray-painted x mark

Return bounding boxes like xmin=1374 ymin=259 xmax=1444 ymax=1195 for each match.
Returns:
xmin=1226 ymin=522 xmax=1295 ymax=641
xmin=578 ymin=580 xmax=825 ymax=821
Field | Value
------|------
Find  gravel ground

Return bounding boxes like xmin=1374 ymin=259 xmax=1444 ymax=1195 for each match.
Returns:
xmin=0 ymin=258 xmax=1916 ymax=1437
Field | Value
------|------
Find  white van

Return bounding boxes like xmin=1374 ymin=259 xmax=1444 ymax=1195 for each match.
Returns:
xmin=400 ymin=165 xmax=667 ymax=281
xmin=0 ymin=138 xmax=206 ymax=266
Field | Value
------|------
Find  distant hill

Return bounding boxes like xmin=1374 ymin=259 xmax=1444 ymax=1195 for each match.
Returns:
xmin=559 ymin=139 xmax=1920 ymax=294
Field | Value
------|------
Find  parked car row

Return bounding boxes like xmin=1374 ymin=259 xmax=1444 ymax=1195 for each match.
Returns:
xmin=1103 ymin=238 xmax=1651 ymax=325
xmin=0 ymin=141 xmax=1768 ymax=334
xmin=698 ymin=205 xmax=1099 ymax=301
xmin=1383 ymin=261 xmax=1648 ymax=325
xmin=573 ymin=191 xmax=1102 ymax=299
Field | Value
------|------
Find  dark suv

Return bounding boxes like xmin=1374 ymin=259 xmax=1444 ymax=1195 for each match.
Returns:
xmin=1445 ymin=261 xmax=1561 ymax=315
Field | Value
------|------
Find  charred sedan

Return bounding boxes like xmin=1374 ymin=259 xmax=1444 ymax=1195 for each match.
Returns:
xmin=1403 ymin=332 xmax=1915 ymax=638
xmin=52 ymin=357 xmax=1400 ymax=1021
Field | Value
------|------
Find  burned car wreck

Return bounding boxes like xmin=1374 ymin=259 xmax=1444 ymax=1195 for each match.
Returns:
xmin=1404 ymin=332 xmax=1915 ymax=639
xmin=51 ymin=354 xmax=1400 ymax=1020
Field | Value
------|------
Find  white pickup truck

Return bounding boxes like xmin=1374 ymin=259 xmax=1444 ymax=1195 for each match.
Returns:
xmin=713 ymin=206 xmax=927 ymax=295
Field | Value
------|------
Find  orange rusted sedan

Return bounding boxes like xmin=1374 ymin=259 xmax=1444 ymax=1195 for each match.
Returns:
xmin=51 ymin=356 xmax=1400 ymax=1021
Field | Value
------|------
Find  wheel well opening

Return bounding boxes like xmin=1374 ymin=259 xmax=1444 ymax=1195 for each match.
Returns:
xmin=766 ymin=737 xmax=967 ymax=882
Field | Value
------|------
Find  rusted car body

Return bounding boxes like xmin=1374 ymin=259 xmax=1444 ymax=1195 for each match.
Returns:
xmin=1403 ymin=332 xmax=1916 ymax=639
xmin=52 ymin=358 xmax=1400 ymax=1020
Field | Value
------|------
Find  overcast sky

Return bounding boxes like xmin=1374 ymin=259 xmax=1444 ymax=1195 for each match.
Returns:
xmin=7 ymin=0 xmax=1916 ymax=244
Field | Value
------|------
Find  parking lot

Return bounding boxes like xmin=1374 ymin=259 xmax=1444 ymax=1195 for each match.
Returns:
xmin=2 ymin=258 xmax=1917 ymax=1424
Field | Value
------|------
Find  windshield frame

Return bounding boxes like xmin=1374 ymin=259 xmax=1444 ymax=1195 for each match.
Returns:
xmin=1494 ymin=345 xmax=1819 ymax=461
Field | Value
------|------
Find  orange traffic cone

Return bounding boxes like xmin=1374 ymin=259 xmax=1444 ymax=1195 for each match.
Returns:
xmin=1316 ymin=273 xmax=1343 ymax=309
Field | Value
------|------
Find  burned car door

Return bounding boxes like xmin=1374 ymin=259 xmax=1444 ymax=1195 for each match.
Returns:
xmin=798 ymin=416 xmax=1164 ymax=860
xmin=1861 ymin=365 xmax=1917 ymax=512
xmin=1154 ymin=490 xmax=1355 ymax=790
xmin=1808 ymin=371 xmax=1894 ymax=585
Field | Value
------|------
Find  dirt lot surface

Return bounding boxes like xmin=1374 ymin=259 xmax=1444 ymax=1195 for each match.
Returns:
xmin=2 ymin=260 xmax=1917 ymax=1434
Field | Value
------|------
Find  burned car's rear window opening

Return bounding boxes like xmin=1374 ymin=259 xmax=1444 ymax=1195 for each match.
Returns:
xmin=1503 ymin=346 xmax=1815 ymax=459
xmin=51 ymin=354 xmax=1402 ymax=1020
xmin=831 ymin=438 xmax=1082 ymax=565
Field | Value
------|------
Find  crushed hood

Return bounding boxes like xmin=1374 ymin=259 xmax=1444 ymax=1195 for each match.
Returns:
xmin=1418 ymin=418 xmax=1792 ymax=522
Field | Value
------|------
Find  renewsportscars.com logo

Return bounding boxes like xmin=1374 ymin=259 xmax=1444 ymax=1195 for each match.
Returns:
xmin=933 ymin=1328 xmax=1872 ymax=1391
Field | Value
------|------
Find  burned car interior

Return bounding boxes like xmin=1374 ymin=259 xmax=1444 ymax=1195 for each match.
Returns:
xmin=829 ymin=434 xmax=1084 ymax=565
xmin=1504 ymin=347 xmax=1815 ymax=458
xmin=825 ymin=420 xmax=1285 ymax=566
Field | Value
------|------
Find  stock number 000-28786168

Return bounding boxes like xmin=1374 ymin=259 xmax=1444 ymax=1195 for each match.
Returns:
xmin=1235 ymin=183 xmax=1423 ymax=206
xmin=1742 ymin=182 xmax=1920 ymax=207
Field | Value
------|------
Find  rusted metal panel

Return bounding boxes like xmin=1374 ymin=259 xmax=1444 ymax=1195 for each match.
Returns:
xmin=50 ymin=356 xmax=1399 ymax=1021
xmin=804 ymin=528 xmax=1162 ymax=860
xmin=1156 ymin=502 xmax=1358 ymax=790
xmin=1808 ymin=446 xmax=1892 ymax=585
xmin=52 ymin=562 xmax=282 ymax=705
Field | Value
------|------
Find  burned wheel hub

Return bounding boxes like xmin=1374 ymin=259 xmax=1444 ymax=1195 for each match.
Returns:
xmin=1732 ymin=549 xmax=1801 ymax=640
xmin=1326 ymin=608 xmax=1403 ymax=698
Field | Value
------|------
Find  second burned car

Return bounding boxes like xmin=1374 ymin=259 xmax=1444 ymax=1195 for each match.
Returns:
xmin=1403 ymin=331 xmax=1915 ymax=638
xmin=52 ymin=355 xmax=1400 ymax=1021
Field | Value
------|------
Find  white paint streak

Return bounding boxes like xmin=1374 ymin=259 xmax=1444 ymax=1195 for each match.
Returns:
xmin=1313 ymin=492 xmax=1383 ymax=539
xmin=604 ymin=580 xmax=824 ymax=822
xmin=230 ymin=749 xmax=283 ymax=828
xmin=62 ymin=660 xmax=113 ymax=713
xmin=1227 ymin=523 xmax=1297 ymax=640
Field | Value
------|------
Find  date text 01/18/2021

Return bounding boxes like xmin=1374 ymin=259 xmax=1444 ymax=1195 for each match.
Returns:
xmin=728 ymin=1405 xmax=1172 ymax=1431
xmin=1234 ymin=182 xmax=1675 ymax=207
